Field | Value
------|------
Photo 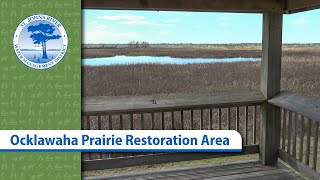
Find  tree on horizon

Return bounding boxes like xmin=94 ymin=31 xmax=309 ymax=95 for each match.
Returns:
xmin=28 ymin=23 xmax=61 ymax=59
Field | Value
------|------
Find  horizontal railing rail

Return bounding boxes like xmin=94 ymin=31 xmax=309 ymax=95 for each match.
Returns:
xmin=269 ymin=91 xmax=320 ymax=180
xmin=82 ymin=91 xmax=265 ymax=115
xmin=81 ymin=91 xmax=264 ymax=171
xmin=82 ymin=145 xmax=259 ymax=171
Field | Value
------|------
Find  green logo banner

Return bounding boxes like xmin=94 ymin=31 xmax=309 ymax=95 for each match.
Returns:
xmin=0 ymin=0 xmax=81 ymax=179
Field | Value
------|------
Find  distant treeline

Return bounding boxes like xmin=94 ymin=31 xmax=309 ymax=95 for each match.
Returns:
xmin=82 ymin=43 xmax=320 ymax=49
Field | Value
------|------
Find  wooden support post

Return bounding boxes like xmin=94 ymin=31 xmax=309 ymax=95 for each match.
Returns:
xmin=259 ymin=12 xmax=283 ymax=165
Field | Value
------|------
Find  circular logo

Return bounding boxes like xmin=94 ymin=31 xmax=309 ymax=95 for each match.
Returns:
xmin=13 ymin=14 xmax=68 ymax=69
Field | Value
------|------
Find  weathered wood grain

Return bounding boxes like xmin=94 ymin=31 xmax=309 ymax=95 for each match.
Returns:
xmin=83 ymin=91 xmax=265 ymax=115
xmin=279 ymin=149 xmax=320 ymax=180
xmin=312 ymin=121 xmax=319 ymax=170
xmin=259 ymin=12 xmax=282 ymax=166
xmin=287 ymin=0 xmax=320 ymax=13
xmin=298 ymin=116 xmax=304 ymax=161
xmin=282 ymin=109 xmax=287 ymax=150
xmin=83 ymin=160 xmax=303 ymax=180
xmin=82 ymin=0 xmax=284 ymax=13
xmin=268 ymin=91 xmax=320 ymax=123
xmin=82 ymin=145 xmax=258 ymax=171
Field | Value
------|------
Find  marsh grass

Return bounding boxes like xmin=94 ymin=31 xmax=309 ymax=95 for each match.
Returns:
xmin=82 ymin=47 xmax=320 ymax=176
xmin=82 ymin=48 xmax=320 ymax=98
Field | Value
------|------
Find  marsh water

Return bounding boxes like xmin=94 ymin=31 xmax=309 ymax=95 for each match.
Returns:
xmin=82 ymin=56 xmax=260 ymax=66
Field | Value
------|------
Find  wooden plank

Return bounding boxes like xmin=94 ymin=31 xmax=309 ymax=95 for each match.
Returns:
xmin=209 ymin=170 xmax=295 ymax=180
xmin=287 ymin=0 xmax=320 ymax=13
xmin=287 ymin=111 xmax=292 ymax=154
xmin=298 ymin=116 xmax=304 ymax=161
xmin=227 ymin=107 xmax=231 ymax=130
xmin=209 ymin=109 xmax=213 ymax=130
xmin=141 ymin=165 xmax=270 ymax=179
xmin=83 ymin=161 xmax=262 ymax=179
xmin=141 ymin=163 xmax=270 ymax=179
xmin=260 ymin=12 xmax=283 ymax=166
xmin=82 ymin=0 xmax=284 ymax=13
xmin=279 ymin=149 xmax=320 ymax=180
xmin=87 ymin=116 xmax=94 ymax=160
xmin=306 ymin=118 xmax=312 ymax=165
xmin=158 ymin=167 xmax=287 ymax=180
xmin=253 ymin=106 xmax=256 ymax=144
xmin=83 ymin=160 xmax=302 ymax=180
xmin=282 ymin=109 xmax=287 ymax=150
xmin=180 ymin=111 xmax=184 ymax=130
xmin=82 ymin=91 xmax=265 ymax=115
xmin=260 ymin=102 xmax=281 ymax=165
xmin=268 ymin=91 xmax=320 ymax=123
xmin=82 ymin=145 xmax=259 ymax=171
xmin=260 ymin=14 xmax=282 ymax=100
xmin=236 ymin=107 xmax=240 ymax=131
xmin=201 ymin=109 xmax=204 ymax=130
xmin=292 ymin=112 xmax=297 ymax=157
xmin=243 ymin=172 xmax=302 ymax=180
xmin=245 ymin=106 xmax=248 ymax=145
xmin=312 ymin=121 xmax=319 ymax=170
xmin=218 ymin=108 xmax=221 ymax=130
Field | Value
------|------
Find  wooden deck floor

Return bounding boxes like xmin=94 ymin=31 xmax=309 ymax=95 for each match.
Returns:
xmin=84 ymin=160 xmax=303 ymax=180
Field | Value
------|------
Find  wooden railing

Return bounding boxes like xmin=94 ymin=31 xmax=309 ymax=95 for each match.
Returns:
xmin=81 ymin=91 xmax=265 ymax=171
xmin=269 ymin=91 xmax=320 ymax=180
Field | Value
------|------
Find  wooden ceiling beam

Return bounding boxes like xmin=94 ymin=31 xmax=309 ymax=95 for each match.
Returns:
xmin=82 ymin=0 xmax=285 ymax=13
xmin=286 ymin=0 xmax=320 ymax=14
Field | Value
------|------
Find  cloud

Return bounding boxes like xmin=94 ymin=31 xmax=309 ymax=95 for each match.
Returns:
xmin=84 ymin=30 xmax=138 ymax=44
xmin=119 ymin=20 xmax=173 ymax=27
xmin=98 ymin=13 xmax=175 ymax=27
xmin=96 ymin=24 xmax=108 ymax=30
xmin=83 ymin=24 xmax=138 ymax=44
xmin=292 ymin=16 xmax=309 ymax=26
xmin=164 ymin=18 xmax=183 ymax=23
xmin=118 ymin=20 xmax=152 ymax=25
xmin=98 ymin=14 xmax=145 ymax=21
xmin=88 ymin=21 xmax=99 ymax=25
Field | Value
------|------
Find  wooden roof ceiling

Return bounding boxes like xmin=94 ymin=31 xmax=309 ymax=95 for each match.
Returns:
xmin=82 ymin=0 xmax=320 ymax=14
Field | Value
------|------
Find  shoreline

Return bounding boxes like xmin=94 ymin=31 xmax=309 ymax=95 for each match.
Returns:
xmin=82 ymin=47 xmax=320 ymax=59
xmin=82 ymin=48 xmax=262 ymax=59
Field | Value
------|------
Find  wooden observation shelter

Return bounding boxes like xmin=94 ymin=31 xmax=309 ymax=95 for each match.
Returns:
xmin=82 ymin=1 xmax=320 ymax=179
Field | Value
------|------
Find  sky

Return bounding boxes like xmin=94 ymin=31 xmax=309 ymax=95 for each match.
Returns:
xmin=83 ymin=9 xmax=320 ymax=44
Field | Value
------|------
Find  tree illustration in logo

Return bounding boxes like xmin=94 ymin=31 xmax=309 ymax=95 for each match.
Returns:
xmin=28 ymin=23 xmax=61 ymax=59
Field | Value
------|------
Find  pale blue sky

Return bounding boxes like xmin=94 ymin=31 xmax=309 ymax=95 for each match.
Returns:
xmin=83 ymin=9 xmax=320 ymax=44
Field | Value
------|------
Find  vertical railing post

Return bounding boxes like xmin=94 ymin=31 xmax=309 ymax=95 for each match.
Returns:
xmin=260 ymin=12 xmax=283 ymax=165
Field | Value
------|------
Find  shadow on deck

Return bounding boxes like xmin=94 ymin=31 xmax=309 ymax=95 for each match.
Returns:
xmin=84 ymin=160 xmax=302 ymax=180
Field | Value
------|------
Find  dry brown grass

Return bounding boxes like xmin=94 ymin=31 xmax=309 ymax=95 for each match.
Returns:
xmin=82 ymin=48 xmax=320 ymax=98
xmin=82 ymin=46 xmax=320 ymax=59
xmin=82 ymin=48 xmax=261 ymax=59
xmin=81 ymin=47 xmax=320 ymax=174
